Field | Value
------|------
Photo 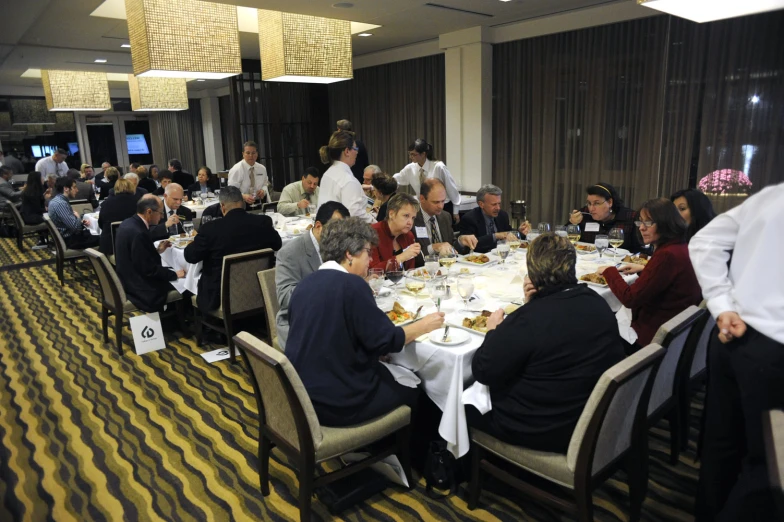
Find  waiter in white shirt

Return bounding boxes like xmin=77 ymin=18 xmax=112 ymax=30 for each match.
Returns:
xmin=689 ymin=182 xmax=784 ymax=522
xmin=317 ymin=130 xmax=375 ymax=224
xmin=35 ymin=148 xmax=69 ymax=181
xmin=394 ymin=138 xmax=461 ymax=223
xmin=227 ymin=141 xmax=269 ymax=206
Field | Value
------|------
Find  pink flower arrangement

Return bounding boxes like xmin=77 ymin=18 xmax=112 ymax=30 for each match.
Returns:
xmin=698 ymin=169 xmax=753 ymax=195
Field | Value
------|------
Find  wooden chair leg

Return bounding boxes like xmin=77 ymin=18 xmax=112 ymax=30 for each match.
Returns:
xmin=259 ymin=435 xmax=271 ymax=496
xmin=575 ymin=484 xmax=594 ymax=522
xmin=298 ymin=456 xmax=314 ymax=522
xmin=396 ymin=425 xmax=414 ymax=490
xmin=467 ymin=446 xmax=482 ymax=510
xmin=626 ymin=443 xmax=648 ymax=522
xmin=669 ymin=406 xmax=681 ymax=465
xmin=115 ymin=313 xmax=124 ymax=355
xmin=101 ymin=307 xmax=109 ymax=343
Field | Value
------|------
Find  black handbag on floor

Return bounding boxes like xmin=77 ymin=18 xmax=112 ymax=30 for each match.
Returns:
xmin=423 ymin=440 xmax=456 ymax=498
xmin=315 ymin=467 xmax=389 ymax=515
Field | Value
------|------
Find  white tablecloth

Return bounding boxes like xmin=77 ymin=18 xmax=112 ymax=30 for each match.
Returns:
xmin=386 ymin=250 xmax=636 ymax=458
xmin=181 ymin=200 xmax=219 ymax=219
xmin=156 ymin=241 xmax=203 ymax=294
xmin=455 ymin=195 xmax=477 ymax=212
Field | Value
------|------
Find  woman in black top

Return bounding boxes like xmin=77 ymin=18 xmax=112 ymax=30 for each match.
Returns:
xmin=370 ymin=172 xmax=397 ymax=222
xmin=20 ymin=172 xmax=47 ymax=245
xmin=468 ymin=233 xmax=624 ymax=453
xmin=98 ymin=178 xmax=138 ymax=255
xmin=136 ymin=166 xmax=158 ymax=194
xmin=187 ymin=167 xmax=219 ymax=199
xmin=567 ymin=182 xmax=642 ymax=252
xmin=670 ymin=188 xmax=716 ymax=242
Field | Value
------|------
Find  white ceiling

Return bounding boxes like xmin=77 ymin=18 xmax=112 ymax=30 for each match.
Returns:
xmin=0 ymin=0 xmax=629 ymax=96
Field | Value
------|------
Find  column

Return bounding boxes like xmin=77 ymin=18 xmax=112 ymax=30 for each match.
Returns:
xmin=440 ymin=27 xmax=493 ymax=192
xmin=200 ymin=96 xmax=224 ymax=172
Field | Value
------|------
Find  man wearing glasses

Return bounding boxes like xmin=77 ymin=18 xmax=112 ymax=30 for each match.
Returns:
xmin=228 ymin=141 xmax=270 ymax=206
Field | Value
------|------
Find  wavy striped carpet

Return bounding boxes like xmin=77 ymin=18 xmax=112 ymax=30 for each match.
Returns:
xmin=0 ymin=236 xmax=699 ymax=521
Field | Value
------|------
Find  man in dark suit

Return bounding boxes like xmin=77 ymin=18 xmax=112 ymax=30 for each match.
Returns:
xmin=275 ymin=200 xmax=349 ymax=349
xmin=149 ymin=183 xmax=194 ymax=241
xmin=460 ymin=184 xmax=524 ymax=253
xmin=336 ymin=119 xmax=369 ymax=184
xmin=184 ymin=186 xmax=283 ymax=312
xmin=413 ymin=179 xmax=478 ymax=266
xmin=168 ymin=158 xmax=194 ymax=189
xmin=115 ymin=195 xmax=185 ymax=313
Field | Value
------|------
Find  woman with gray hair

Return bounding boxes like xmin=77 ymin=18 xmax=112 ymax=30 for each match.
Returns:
xmin=285 ymin=217 xmax=444 ymax=427
xmin=466 ymin=233 xmax=624 ymax=453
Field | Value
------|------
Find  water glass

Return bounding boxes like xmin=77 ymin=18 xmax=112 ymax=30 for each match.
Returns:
xmin=554 ymin=225 xmax=568 ymax=238
xmin=427 ymin=277 xmax=448 ymax=311
xmin=457 ymin=274 xmax=475 ymax=312
xmin=595 ymin=235 xmax=609 ymax=259
xmin=496 ymin=241 xmax=511 ymax=270
xmin=368 ymin=268 xmax=385 ymax=299
xmin=538 ymin=222 xmax=551 ymax=234
xmin=182 ymin=221 xmax=194 ymax=237
xmin=424 ymin=255 xmax=440 ymax=277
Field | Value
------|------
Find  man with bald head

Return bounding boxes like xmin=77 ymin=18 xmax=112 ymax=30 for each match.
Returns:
xmin=114 ymin=194 xmax=185 ymax=312
xmin=150 ymin=183 xmax=194 ymax=241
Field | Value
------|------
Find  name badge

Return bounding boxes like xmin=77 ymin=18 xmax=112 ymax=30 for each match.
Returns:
xmin=415 ymin=226 xmax=429 ymax=239
xmin=585 ymin=222 xmax=600 ymax=232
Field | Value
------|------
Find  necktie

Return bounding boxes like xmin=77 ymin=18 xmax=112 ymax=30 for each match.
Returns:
xmin=488 ymin=218 xmax=496 ymax=238
xmin=249 ymin=166 xmax=256 ymax=189
xmin=302 ymin=192 xmax=311 ymax=201
xmin=419 ymin=167 xmax=426 ymax=187
xmin=429 ymin=216 xmax=441 ymax=244
xmin=168 ymin=209 xmax=177 ymax=235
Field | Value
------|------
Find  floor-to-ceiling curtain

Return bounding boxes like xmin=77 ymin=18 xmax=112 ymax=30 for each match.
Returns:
xmin=328 ymin=54 xmax=445 ymax=175
xmin=149 ymin=101 xmax=206 ymax=174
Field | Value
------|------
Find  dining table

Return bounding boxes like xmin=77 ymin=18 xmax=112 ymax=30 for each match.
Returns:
xmin=384 ymin=245 xmax=637 ymax=458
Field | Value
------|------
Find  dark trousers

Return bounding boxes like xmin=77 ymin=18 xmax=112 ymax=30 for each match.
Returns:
xmin=696 ymin=326 xmax=784 ymax=522
xmin=65 ymin=230 xmax=99 ymax=250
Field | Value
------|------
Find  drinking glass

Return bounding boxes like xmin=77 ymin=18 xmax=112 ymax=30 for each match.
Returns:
xmin=554 ymin=225 xmax=568 ymax=238
xmin=368 ymin=268 xmax=385 ymax=299
xmin=182 ymin=221 xmax=194 ymax=237
xmin=424 ymin=255 xmax=440 ymax=277
xmin=506 ymin=231 xmax=522 ymax=264
xmin=307 ymin=204 xmax=316 ymax=217
xmin=385 ymin=259 xmax=404 ymax=300
xmin=405 ymin=270 xmax=427 ymax=298
xmin=526 ymin=230 xmax=540 ymax=243
xmin=496 ymin=241 xmax=511 ymax=270
xmin=538 ymin=222 xmax=551 ymax=234
xmin=456 ymin=274 xmax=475 ymax=312
xmin=427 ymin=277 xmax=448 ymax=311
xmin=595 ymin=235 xmax=609 ymax=259
xmin=439 ymin=251 xmax=458 ymax=272
xmin=567 ymin=224 xmax=581 ymax=245
xmin=609 ymin=228 xmax=625 ymax=262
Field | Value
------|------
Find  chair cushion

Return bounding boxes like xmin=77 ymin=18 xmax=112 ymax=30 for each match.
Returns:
xmin=23 ymin=223 xmax=48 ymax=233
xmin=471 ymin=429 xmax=574 ymax=489
xmin=165 ymin=290 xmax=183 ymax=303
xmin=316 ymin=406 xmax=411 ymax=463
xmin=64 ymin=249 xmax=87 ymax=259
xmin=121 ymin=300 xmax=138 ymax=313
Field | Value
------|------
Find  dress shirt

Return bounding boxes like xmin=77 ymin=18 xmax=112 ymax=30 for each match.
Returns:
xmin=35 ymin=156 xmax=69 ymax=179
xmin=227 ymin=159 xmax=269 ymax=202
xmin=278 ymin=180 xmax=320 ymax=216
xmin=318 ymin=161 xmax=374 ymax=223
xmin=393 ymin=159 xmax=461 ymax=209
xmin=48 ymin=194 xmax=83 ymax=239
xmin=689 ymin=183 xmax=784 ymax=344
xmin=309 ymin=230 xmax=320 ymax=256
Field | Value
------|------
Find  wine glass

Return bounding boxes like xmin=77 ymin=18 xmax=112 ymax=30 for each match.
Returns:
xmin=567 ymin=224 xmax=581 ymax=245
xmin=439 ymin=251 xmax=458 ymax=273
xmin=538 ymin=222 xmax=551 ymax=234
xmin=368 ymin=267 xmax=385 ymax=299
xmin=609 ymin=228 xmax=625 ymax=262
xmin=595 ymin=235 xmax=609 ymax=259
xmin=554 ymin=225 xmax=568 ymax=238
xmin=507 ymin=231 xmax=522 ymax=263
xmin=496 ymin=240 xmax=511 ymax=270
xmin=456 ymin=274 xmax=475 ymax=312
xmin=405 ymin=270 xmax=427 ymax=299
xmin=424 ymin=255 xmax=440 ymax=278
xmin=427 ymin=277 xmax=448 ymax=312
xmin=307 ymin=203 xmax=316 ymax=217
xmin=182 ymin=221 xmax=194 ymax=237
xmin=385 ymin=259 xmax=404 ymax=300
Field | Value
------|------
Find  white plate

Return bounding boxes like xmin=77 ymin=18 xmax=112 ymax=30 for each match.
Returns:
xmin=456 ymin=254 xmax=499 ymax=267
xmin=579 ymin=279 xmax=609 ymax=288
xmin=429 ymin=328 xmax=470 ymax=346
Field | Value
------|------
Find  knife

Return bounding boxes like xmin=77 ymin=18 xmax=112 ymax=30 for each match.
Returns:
xmin=412 ymin=305 xmax=424 ymax=322
xmin=441 ymin=325 xmax=450 ymax=342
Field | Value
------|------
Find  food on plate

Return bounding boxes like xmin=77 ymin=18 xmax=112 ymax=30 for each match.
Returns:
xmin=519 ymin=241 xmax=529 ymax=249
xmin=459 ymin=267 xmax=471 ymax=274
xmin=580 ymin=273 xmax=607 ymax=285
xmin=386 ymin=302 xmax=413 ymax=325
xmin=622 ymin=254 xmax=649 ymax=266
xmin=462 ymin=310 xmax=493 ymax=333
xmin=411 ymin=268 xmax=443 ymax=278
xmin=291 ymin=228 xmax=301 ymax=234
xmin=503 ymin=303 xmax=521 ymax=315
xmin=575 ymin=243 xmax=596 ymax=252
xmin=464 ymin=254 xmax=491 ymax=264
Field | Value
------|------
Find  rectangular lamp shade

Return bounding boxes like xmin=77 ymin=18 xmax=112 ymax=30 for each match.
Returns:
xmin=128 ymin=75 xmax=189 ymax=111
xmin=10 ymin=99 xmax=56 ymax=125
xmin=258 ymin=10 xmax=353 ymax=84
xmin=53 ymin=112 xmax=76 ymax=132
xmin=637 ymin=0 xmax=784 ymax=23
xmin=126 ymin=0 xmax=241 ymax=79
xmin=42 ymin=70 xmax=111 ymax=111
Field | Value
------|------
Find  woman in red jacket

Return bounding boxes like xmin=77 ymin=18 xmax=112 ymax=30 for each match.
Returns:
xmin=597 ymin=198 xmax=702 ymax=353
xmin=370 ymin=193 xmax=421 ymax=271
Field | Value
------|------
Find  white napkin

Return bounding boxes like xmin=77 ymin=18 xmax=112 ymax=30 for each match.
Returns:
xmin=462 ymin=381 xmax=492 ymax=414
xmin=616 ymin=305 xmax=638 ymax=344
xmin=380 ymin=361 xmax=421 ymax=388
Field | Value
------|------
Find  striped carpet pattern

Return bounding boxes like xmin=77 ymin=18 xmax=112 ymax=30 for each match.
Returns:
xmin=0 ymin=236 xmax=699 ymax=521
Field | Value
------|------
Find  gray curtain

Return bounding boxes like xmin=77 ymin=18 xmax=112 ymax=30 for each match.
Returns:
xmin=328 ymin=54 xmax=446 ymax=176
xmin=150 ymin=101 xmax=206 ymax=174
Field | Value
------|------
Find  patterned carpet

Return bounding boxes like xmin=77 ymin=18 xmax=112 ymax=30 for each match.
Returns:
xmin=0 ymin=236 xmax=699 ymax=521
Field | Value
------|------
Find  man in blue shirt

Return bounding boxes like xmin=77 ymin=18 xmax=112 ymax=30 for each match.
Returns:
xmin=48 ymin=177 xmax=99 ymax=249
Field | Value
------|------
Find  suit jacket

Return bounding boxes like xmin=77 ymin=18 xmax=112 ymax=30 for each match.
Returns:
xmin=149 ymin=204 xmax=194 ymax=241
xmin=172 ymin=170 xmax=195 ymax=188
xmin=183 ymin=208 xmax=282 ymax=311
xmin=459 ymin=207 xmax=512 ymax=253
xmin=73 ymin=181 xmax=99 ymax=209
xmin=107 ymin=186 xmax=147 ymax=201
xmin=275 ymin=232 xmax=322 ymax=349
xmin=138 ymin=177 xmax=158 ymax=194
xmin=98 ymin=193 xmax=138 ymax=255
xmin=115 ymin=215 xmax=178 ymax=313
xmin=413 ymin=209 xmax=468 ymax=267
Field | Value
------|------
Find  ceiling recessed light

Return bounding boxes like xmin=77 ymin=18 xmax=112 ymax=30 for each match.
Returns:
xmin=94 ymin=58 xmax=107 ymax=63
xmin=358 ymin=33 xmax=372 ymax=37
xmin=121 ymin=44 xmax=131 ymax=48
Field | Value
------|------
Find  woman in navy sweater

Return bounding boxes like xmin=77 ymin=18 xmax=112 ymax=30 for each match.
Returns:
xmin=285 ymin=217 xmax=444 ymax=427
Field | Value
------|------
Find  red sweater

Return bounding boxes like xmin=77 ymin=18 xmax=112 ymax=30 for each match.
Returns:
xmin=370 ymin=221 xmax=417 ymax=271
xmin=603 ymin=241 xmax=702 ymax=347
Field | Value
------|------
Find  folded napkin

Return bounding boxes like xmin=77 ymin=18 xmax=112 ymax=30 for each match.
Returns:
xmin=380 ymin=362 xmax=421 ymax=388
xmin=616 ymin=306 xmax=638 ymax=345
xmin=462 ymin=381 xmax=492 ymax=414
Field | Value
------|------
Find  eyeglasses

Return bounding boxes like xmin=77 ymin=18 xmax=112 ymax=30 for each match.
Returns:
xmin=634 ymin=220 xmax=655 ymax=228
xmin=585 ymin=200 xmax=607 ymax=208
xmin=351 ymin=146 xmax=359 ymax=151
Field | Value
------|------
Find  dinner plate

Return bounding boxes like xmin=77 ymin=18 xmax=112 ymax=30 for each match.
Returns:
xmin=456 ymin=254 xmax=499 ymax=267
xmin=579 ymin=279 xmax=609 ymax=288
xmin=445 ymin=311 xmax=490 ymax=337
xmin=429 ymin=328 xmax=470 ymax=346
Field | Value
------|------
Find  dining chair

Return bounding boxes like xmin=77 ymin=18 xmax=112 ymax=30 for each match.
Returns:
xmin=257 ymin=268 xmax=280 ymax=351
xmin=192 ymin=249 xmax=275 ymax=363
xmin=84 ymin=248 xmax=185 ymax=354
xmin=43 ymin=214 xmax=89 ymax=285
xmin=233 ymin=332 xmax=414 ymax=522
xmin=109 ymin=221 xmax=122 ymax=265
xmin=468 ymin=344 xmax=665 ymax=522
xmin=7 ymin=203 xmax=47 ymax=251
xmin=261 ymin=201 xmax=278 ymax=214
xmin=69 ymin=199 xmax=95 ymax=216
xmin=648 ymin=305 xmax=707 ymax=464
xmin=763 ymin=409 xmax=784 ymax=517
xmin=192 ymin=217 xmax=202 ymax=231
